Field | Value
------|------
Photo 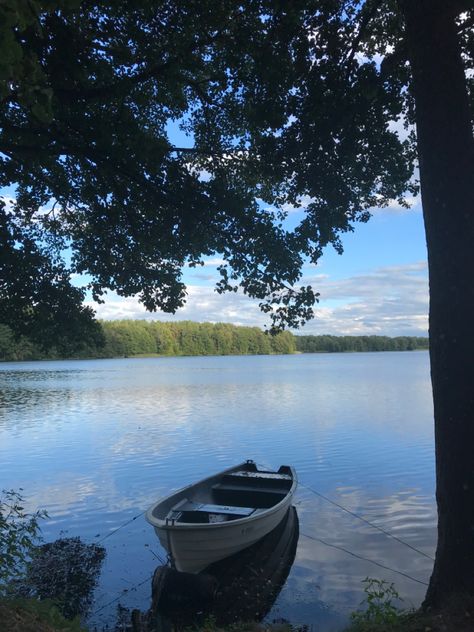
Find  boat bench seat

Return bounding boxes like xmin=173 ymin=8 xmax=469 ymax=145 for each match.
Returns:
xmin=220 ymin=472 xmax=292 ymax=491
xmin=212 ymin=482 xmax=287 ymax=509
xmin=213 ymin=482 xmax=290 ymax=496
xmin=195 ymin=502 xmax=255 ymax=516
xmin=167 ymin=498 xmax=255 ymax=520
xmin=231 ymin=470 xmax=292 ymax=481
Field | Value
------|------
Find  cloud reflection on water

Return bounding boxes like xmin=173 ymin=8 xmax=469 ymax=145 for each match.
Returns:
xmin=0 ymin=353 xmax=436 ymax=630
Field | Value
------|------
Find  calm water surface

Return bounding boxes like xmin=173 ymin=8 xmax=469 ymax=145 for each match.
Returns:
xmin=0 ymin=352 xmax=436 ymax=630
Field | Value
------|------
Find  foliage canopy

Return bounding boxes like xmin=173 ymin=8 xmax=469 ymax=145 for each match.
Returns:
xmin=0 ymin=0 xmax=433 ymax=342
xmin=2 ymin=0 xmax=474 ymax=607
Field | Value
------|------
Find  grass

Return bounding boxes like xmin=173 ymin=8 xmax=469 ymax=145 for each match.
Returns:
xmin=0 ymin=598 xmax=86 ymax=632
xmin=344 ymin=591 xmax=474 ymax=632
xmin=2 ymin=593 xmax=474 ymax=632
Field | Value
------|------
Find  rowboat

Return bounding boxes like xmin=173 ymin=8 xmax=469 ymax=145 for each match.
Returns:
xmin=149 ymin=506 xmax=299 ymax=627
xmin=146 ymin=460 xmax=297 ymax=573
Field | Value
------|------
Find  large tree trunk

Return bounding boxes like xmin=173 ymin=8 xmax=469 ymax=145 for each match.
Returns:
xmin=400 ymin=0 xmax=474 ymax=608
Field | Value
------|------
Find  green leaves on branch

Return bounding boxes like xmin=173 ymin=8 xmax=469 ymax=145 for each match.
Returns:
xmin=350 ymin=577 xmax=405 ymax=629
xmin=1 ymin=1 xmax=423 ymax=339
xmin=0 ymin=204 xmax=105 ymax=352
xmin=0 ymin=489 xmax=48 ymax=595
xmin=0 ymin=1 xmax=78 ymax=121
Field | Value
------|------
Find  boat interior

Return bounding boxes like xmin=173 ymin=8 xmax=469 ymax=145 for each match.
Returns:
xmin=161 ymin=462 xmax=294 ymax=525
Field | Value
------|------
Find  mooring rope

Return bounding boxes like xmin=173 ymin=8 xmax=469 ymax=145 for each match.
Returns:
xmin=89 ymin=506 xmax=166 ymax=617
xmin=89 ymin=465 xmax=433 ymax=618
xmin=94 ymin=509 xmax=147 ymax=545
xmin=299 ymin=482 xmax=435 ymax=561
xmin=96 ymin=467 xmax=433 ymax=564
xmin=300 ymin=531 xmax=429 ymax=586
xmin=90 ymin=529 xmax=428 ymax=619
xmin=91 ymin=572 xmax=155 ymax=616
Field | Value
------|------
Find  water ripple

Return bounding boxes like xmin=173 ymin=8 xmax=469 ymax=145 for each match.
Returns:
xmin=0 ymin=352 xmax=435 ymax=630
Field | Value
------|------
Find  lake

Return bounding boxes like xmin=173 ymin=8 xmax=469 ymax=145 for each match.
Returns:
xmin=0 ymin=352 xmax=436 ymax=630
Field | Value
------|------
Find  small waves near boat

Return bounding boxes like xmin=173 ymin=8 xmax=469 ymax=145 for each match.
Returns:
xmin=146 ymin=460 xmax=297 ymax=573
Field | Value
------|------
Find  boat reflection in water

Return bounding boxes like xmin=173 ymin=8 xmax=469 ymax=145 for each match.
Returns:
xmin=148 ymin=506 xmax=299 ymax=629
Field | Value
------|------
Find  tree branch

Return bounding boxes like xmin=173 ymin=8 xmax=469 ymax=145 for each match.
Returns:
xmin=345 ymin=0 xmax=384 ymax=68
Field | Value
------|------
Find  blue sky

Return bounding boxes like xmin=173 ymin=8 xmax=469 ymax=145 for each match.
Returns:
xmin=85 ymin=120 xmax=429 ymax=336
xmin=2 ymin=122 xmax=429 ymax=337
xmin=88 ymin=197 xmax=428 ymax=337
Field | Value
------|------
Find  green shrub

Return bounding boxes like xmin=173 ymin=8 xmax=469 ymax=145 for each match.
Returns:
xmin=0 ymin=597 xmax=87 ymax=631
xmin=0 ymin=489 xmax=48 ymax=595
xmin=349 ymin=577 xmax=405 ymax=629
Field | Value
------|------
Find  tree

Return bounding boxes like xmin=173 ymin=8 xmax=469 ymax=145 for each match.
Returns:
xmin=0 ymin=0 xmax=317 ymax=345
xmin=1 ymin=0 xmax=473 ymax=607
xmin=0 ymin=200 xmax=104 ymax=352
xmin=398 ymin=2 xmax=474 ymax=606
xmin=184 ymin=1 xmax=473 ymax=606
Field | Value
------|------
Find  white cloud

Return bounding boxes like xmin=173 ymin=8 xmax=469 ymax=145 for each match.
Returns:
xmin=1 ymin=194 xmax=58 ymax=218
xmin=88 ymin=261 xmax=428 ymax=337
xmin=388 ymin=117 xmax=414 ymax=143
xmin=370 ymin=195 xmax=421 ymax=216
xmin=261 ymin=194 xmax=315 ymax=216
xmin=88 ymin=285 xmax=266 ymax=327
xmin=1 ymin=196 xmax=16 ymax=213
xmin=281 ymin=194 xmax=314 ymax=214
xmin=301 ymin=262 xmax=428 ymax=336
xmin=200 ymin=257 xmax=226 ymax=267
xmin=183 ymin=258 xmax=227 ymax=280
xmin=264 ymin=190 xmax=421 ymax=218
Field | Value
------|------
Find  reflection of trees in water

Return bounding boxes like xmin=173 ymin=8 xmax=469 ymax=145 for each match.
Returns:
xmin=13 ymin=537 xmax=106 ymax=620
xmin=0 ymin=387 xmax=78 ymax=426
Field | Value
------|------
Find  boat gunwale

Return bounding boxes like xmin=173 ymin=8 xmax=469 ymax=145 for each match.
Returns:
xmin=146 ymin=462 xmax=297 ymax=531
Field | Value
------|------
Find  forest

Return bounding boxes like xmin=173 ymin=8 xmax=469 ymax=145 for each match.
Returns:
xmin=0 ymin=320 xmax=428 ymax=361
xmin=0 ymin=320 xmax=294 ymax=361
xmin=295 ymin=335 xmax=429 ymax=353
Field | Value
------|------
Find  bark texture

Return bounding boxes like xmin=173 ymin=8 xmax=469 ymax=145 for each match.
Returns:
xmin=400 ymin=0 xmax=474 ymax=608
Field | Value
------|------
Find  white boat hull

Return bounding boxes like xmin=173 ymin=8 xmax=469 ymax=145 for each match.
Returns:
xmin=147 ymin=461 xmax=297 ymax=573
xmin=154 ymin=493 xmax=294 ymax=573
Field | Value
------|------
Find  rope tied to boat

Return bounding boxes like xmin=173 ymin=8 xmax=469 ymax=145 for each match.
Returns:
xmin=94 ymin=509 xmax=147 ymax=545
xmin=300 ymin=530 xmax=429 ymax=586
xmin=255 ymin=462 xmax=434 ymax=562
xmin=299 ymin=482 xmax=434 ymax=562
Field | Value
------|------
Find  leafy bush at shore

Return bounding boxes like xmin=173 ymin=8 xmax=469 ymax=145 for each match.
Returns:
xmin=0 ymin=489 xmax=48 ymax=596
xmin=0 ymin=598 xmax=86 ymax=632
xmin=1 ymin=489 xmax=104 ymax=630
xmin=349 ymin=578 xmax=406 ymax=629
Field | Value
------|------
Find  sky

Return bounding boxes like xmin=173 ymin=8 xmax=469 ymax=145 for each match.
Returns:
xmin=72 ymin=113 xmax=428 ymax=338
xmin=87 ymin=197 xmax=429 ymax=337
xmin=78 ymin=112 xmax=428 ymax=337
xmin=2 ymin=125 xmax=429 ymax=338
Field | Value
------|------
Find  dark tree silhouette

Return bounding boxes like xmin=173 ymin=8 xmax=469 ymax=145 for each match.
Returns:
xmin=1 ymin=0 xmax=473 ymax=606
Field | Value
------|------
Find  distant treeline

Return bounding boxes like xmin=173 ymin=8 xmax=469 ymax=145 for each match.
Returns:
xmin=295 ymin=334 xmax=428 ymax=353
xmin=0 ymin=320 xmax=295 ymax=361
xmin=100 ymin=320 xmax=295 ymax=357
xmin=0 ymin=320 xmax=428 ymax=362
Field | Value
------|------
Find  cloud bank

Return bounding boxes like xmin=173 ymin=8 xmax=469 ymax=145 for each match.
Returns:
xmin=87 ymin=261 xmax=428 ymax=337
